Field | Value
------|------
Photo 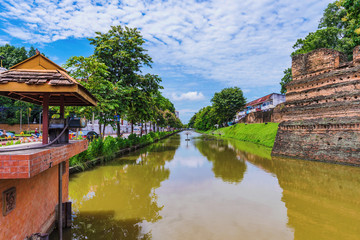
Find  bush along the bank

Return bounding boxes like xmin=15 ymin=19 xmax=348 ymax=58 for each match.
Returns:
xmin=69 ymin=131 xmax=176 ymax=168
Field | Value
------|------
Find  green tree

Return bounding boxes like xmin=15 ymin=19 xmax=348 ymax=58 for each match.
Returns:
xmin=88 ymin=25 xmax=156 ymax=135
xmin=0 ymin=44 xmax=28 ymax=68
xmin=0 ymin=44 xmax=43 ymax=126
xmin=280 ymin=68 xmax=292 ymax=94
xmin=64 ymin=56 xmax=122 ymax=136
xmin=211 ymin=87 xmax=246 ymax=126
xmin=280 ymin=0 xmax=360 ymax=90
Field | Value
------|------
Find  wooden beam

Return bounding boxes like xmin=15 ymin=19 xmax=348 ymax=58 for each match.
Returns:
xmin=42 ymin=93 xmax=49 ymax=145
xmin=60 ymin=95 xmax=64 ymax=118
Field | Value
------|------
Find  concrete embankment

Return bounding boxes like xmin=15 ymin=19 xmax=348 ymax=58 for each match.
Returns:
xmin=202 ymin=123 xmax=279 ymax=148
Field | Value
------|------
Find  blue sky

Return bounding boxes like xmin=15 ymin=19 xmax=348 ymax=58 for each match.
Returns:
xmin=0 ymin=0 xmax=332 ymax=123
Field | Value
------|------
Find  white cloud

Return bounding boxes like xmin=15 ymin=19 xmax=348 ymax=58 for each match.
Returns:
xmin=0 ymin=38 xmax=9 ymax=45
xmin=0 ymin=0 xmax=332 ymax=87
xmin=172 ymin=91 xmax=205 ymax=101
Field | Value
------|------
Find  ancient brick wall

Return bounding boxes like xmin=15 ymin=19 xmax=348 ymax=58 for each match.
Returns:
xmin=272 ymin=47 xmax=360 ymax=165
xmin=238 ymin=109 xmax=274 ymax=124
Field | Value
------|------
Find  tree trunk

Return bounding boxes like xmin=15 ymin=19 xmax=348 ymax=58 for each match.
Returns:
xmin=99 ymin=123 xmax=102 ymax=137
xmin=103 ymin=122 xmax=106 ymax=138
xmin=131 ymin=122 xmax=134 ymax=134
xmin=153 ymin=122 xmax=156 ymax=132
xmin=145 ymin=122 xmax=147 ymax=134
xmin=116 ymin=121 xmax=121 ymax=138
xmin=140 ymin=121 xmax=143 ymax=137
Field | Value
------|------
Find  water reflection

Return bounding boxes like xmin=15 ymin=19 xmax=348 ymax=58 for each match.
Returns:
xmin=54 ymin=136 xmax=181 ymax=240
xmin=220 ymin=137 xmax=360 ymax=240
xmin=52 ymin=132 xmax=360 ymax=240
xmin=195 ymin=136 xmax=247 ymax=184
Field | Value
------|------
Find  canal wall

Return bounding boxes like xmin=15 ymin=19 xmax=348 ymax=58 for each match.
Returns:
xmin=272 ymin=46 xmax=360 ymax=165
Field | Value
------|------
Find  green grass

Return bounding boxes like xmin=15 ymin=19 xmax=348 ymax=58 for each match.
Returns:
xmin=204 ymin=123 xmax=279 ymax=148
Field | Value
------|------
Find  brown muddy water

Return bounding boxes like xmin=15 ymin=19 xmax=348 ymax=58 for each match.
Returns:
xmin=51 ymin=131 xmax=360 ymax=240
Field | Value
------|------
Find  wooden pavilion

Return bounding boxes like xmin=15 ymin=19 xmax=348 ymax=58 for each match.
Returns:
xmin=0 ymin=53 xmax=97 ymax=144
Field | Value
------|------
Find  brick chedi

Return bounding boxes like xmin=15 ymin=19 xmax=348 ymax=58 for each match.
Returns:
xmin=272 ymin=46 xmax=360 ymax=165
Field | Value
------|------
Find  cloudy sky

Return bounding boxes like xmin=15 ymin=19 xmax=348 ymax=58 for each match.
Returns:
xmin=0 ymin=0 xmax=332 ymax=123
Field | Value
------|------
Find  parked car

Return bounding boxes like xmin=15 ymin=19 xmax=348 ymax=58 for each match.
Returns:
xmin=0 ymin=130 xmax=15 ymax=138
xmin=72 ymin=130 xmax=99 ymax=141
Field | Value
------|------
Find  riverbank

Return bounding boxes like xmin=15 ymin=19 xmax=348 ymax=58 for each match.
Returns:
xmin=69 ymin=131 xmax=180 ymax=174
xmin=201 ymin=122 xmax=279 ymax=148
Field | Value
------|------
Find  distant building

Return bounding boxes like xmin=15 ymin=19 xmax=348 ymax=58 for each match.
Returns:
xmin=175 ymin=111 xmax=180 ymax=119
xmin=236 ymin=93 xmax=285 ymax=121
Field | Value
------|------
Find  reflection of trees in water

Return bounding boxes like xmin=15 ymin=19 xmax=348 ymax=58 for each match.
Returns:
xmin=195 ymin=137 xmax=246 ymax=184
xmin=54 ymin=212 xmax=151 ymax=240
xmin=60 ymin=134 xmax=181 ymax=240
xmin=231 ymin=140 xmax=360 ymax=240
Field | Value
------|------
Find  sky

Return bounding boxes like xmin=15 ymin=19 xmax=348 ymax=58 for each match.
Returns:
xmin=0 ymin=0 xmax=333 ymax=123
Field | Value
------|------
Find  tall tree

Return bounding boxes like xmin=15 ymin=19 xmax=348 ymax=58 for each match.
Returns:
xmin=280 ymin=0 xmax=360 ymax=92
xmin=211 ymin=87 xmax=246 ymax=126
xmin=88 ymin=25 xmax=155 ymax=135
xmin=64 ymin=56 xmax=122 ymax=136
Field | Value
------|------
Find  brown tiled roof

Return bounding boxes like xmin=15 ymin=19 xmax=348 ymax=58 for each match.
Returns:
xmin=0 ymin=69 xmax=77 ymax=86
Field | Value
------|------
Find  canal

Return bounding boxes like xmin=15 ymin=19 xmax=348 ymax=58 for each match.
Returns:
xmin=52 ymin=131 xmax=360 ymax=240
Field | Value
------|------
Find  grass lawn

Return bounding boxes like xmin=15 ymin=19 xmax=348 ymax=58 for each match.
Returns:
xmin=204 ymin=122 xmax=279 ymax=148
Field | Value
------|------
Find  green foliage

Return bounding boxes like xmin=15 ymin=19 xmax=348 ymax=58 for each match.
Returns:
xmin=280 ymin=0 xmax=360 ymax=88
xmin=69 ymin=131 xmax=177 ymax=168
xmin=207 ymin=123 xmax=279 ymax=148
xmin=0 ymin=44 xmax=42 ymax=125
xmin=193 ymin=106 xmax=217 ymax=131
xmin=211 ymin=87 xmax=246 ymax=125
xmin=65 ymin=25 xmax=182 ymax=133
xmin=280 ymin=68 xmax=293 ymax=94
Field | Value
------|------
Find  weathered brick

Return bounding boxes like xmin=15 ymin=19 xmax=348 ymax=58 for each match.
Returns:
xmin=273 ymin=46 xmax=360 ymax=165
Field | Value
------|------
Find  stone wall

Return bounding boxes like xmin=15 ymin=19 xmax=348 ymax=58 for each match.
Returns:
xmin=238 ymin=109 xmax=275 ymax=124
xmin=272 ymin=46 xmax=360 ymax=165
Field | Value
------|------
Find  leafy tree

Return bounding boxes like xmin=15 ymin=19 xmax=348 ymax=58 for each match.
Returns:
xmin=88 ymin=25 xmax=152 ymax=85
xmin=88 ymin=25 xmax=158 ymax=135
xmin=193 ymin=106 xmax=217 ymax=131
xmin=211 ymin=87 xmax=246 ymax=126
xmin=0 ymin=44 xmax=42 ymax=126
xmin=64 ymin=56 xmax=122 ymax=136
xmin=280 ymin=68 xmax=292 ymax=94
xmin=0 ymin=44 xmax=28 ymax=68
xmin=280 ymin=0 xmax=360 ymax=90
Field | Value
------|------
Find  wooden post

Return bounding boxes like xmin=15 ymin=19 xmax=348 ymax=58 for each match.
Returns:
xmin=58 ymin=162 xmax=63 ymax=240
xmin=60 ymin=95 xmax=65 ymax=118
xmin=42 ymin=93 xmax=49 ymax=145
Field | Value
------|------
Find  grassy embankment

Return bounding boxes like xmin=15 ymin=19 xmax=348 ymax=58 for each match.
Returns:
xmin=203 ymin=122 xmax=279 ymax=148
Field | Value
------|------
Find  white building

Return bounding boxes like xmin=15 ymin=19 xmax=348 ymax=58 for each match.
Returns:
xmin=236 ymin=93 xmax=285 ymax=121
xmin=175 ymin=111 xmax=180 ymax=119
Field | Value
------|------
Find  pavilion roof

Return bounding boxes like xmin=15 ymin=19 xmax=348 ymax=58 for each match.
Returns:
xmin=0 ymin=53 xmax=97 ymax=106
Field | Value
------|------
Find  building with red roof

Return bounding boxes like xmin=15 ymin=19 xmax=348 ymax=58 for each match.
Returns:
xmin=236 ymin=93 xmax=285 ymax=121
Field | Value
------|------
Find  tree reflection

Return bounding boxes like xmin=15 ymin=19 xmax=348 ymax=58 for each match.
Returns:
xmin=58 ymin=134 xmax=181 ymax=240
xmin=231 ymin=141 xmax=360 ymax=240
xmin=195 ymin=137 xmax=247 ymax=184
